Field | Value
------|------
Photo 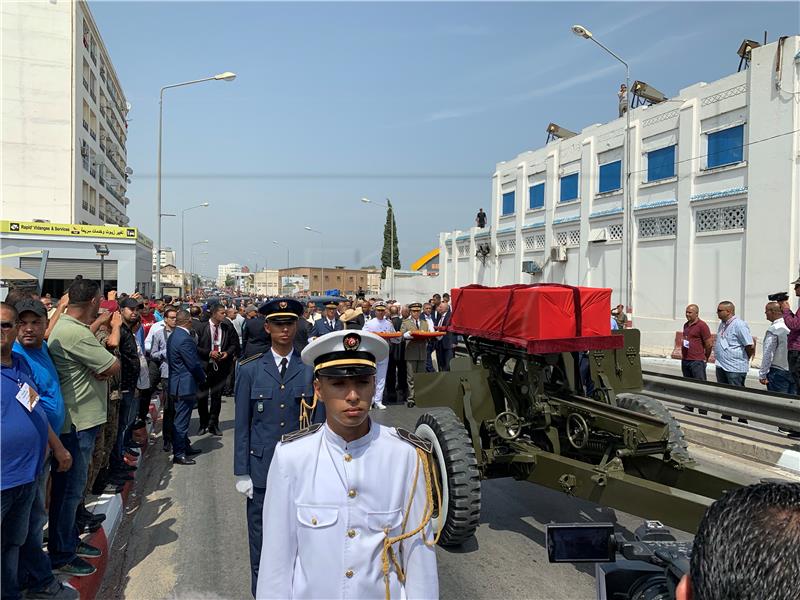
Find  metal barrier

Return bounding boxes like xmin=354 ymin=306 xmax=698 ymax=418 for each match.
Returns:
xmin=641 ymin=370 xmax=800 ymax=431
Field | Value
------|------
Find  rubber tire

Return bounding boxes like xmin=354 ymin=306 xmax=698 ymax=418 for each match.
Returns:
xmin=616 ymin=393 xmax=691 ymax=461
xmin=415 ymin=408 xmax=481 ymax=547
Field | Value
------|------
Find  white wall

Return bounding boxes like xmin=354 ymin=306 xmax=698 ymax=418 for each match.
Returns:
xmin=2 ymin=0 xmax=73 ymax=223
xmin=440 ymin=37 xmax=800 ymax=355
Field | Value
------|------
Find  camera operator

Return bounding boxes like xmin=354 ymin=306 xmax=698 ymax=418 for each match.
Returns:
xmin=778 ymin=276 xmax=800 ymax=394
xmin=676 ymin=481 xmax=800 ymax=600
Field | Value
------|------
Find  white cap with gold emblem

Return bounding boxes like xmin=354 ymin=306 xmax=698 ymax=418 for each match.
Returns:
xmin=300 ymin=330 xmax=389 ymax=377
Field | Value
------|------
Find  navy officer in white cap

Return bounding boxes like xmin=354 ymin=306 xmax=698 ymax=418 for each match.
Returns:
xmin=256 ymin=329 xmax=439 ymax=600
xmin=234 ymin=297 xmax=325 ymax=597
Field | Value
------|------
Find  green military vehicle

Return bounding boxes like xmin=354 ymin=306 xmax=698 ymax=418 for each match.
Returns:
xmin=412 ymin=326 xmax=743 ymax=546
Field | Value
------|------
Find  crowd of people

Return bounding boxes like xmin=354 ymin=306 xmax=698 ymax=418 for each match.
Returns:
xmin=677 ymin=276 xmax=800 ymax=436
xmin=0 ymin=279 xmax=458 ymax=599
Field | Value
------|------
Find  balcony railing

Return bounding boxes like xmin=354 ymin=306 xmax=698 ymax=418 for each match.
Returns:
xmin=82 ymin=119 xmax=88 ymax=131
xmin=82 ymin=77 xmax=89 ymax=91
xmin=90 ymin=129 xmax=96 ymax=140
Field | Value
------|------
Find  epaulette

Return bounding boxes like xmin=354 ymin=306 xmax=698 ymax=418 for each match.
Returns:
xmin=239 ymin=352 xmax=264 ymax=367
xmin=281 ymin=423 xmax=323 ymax=444
xmin=395 ymin=428 xmax=433 ymax=453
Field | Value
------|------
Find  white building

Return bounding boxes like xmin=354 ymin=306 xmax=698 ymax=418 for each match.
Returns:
xmin=249 ymin=269 xmax=280 ymax=296
xmin=439 ymin=37 xmax=800 ymax=354
xmin=153 ymin=248 xmax=176 ymax=269
xmin=2 ymin=0 xmax=131 ymax=227
xmin=217 ymin=263 xmax=241 ymax=287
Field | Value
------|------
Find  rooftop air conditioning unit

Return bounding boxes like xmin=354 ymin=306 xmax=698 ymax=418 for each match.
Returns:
xmin=522 ymin=260 xmax=543 ymax=275
xmin=589 ymin=228 xmax=608 ymax=243
xmin=550 ymin=245 xmax=568 ymax=262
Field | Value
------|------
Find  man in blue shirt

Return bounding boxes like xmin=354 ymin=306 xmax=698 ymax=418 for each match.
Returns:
xmin=13 ymin=300 xmax=78 ymax=599
xmin=1 ymin=302 xmax=50 ymax=600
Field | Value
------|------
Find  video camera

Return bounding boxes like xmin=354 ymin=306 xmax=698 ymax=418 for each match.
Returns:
xmin=768 ymin=291 xmax=789 ymax=302
xmin=547 ymin=520 xmax=692 ymax=600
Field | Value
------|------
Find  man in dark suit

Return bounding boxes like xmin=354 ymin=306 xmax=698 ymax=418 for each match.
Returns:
xmin=309 ymin=302 xmax=342 ymax=338
xmin=167 ymin=310 xmax=206 ymax=465
xmin=435 ymin=301 xmax=455 ymax=371
xmin=194 ymin=303 xmax=240 ymax=436
xmin=241 ymin=305 xmax=269 ymax=359
xmin=233 ymin=298 xmax=324 ymax=597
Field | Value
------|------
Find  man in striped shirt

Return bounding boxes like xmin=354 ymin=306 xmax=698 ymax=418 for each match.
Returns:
xmin=714 ymin=300 xmax=754 ymax=423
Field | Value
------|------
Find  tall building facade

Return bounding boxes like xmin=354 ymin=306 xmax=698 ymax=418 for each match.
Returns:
xmin=2 ymin=0 xmax=131 ymax=226
xmin=439 ymin=37 xmax=800 ymax=354
xmin=217 ymin=263 xmax=242 ymax=287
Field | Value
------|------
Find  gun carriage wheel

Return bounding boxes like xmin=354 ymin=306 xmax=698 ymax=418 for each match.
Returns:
xmin=616 ymin=393 xmax=691 ymax=461
xmin=415 ymin=408 xmax=482 ymax=546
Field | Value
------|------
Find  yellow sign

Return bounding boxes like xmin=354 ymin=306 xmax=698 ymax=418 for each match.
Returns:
xmin=1 ymin=220 xmax=140 ymax=241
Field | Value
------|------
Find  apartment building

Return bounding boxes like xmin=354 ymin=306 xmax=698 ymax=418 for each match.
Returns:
xmin=2 ymin=0 xmax=131 ymax=226
xmin=439 ymin=36 xmax=800 ymax=353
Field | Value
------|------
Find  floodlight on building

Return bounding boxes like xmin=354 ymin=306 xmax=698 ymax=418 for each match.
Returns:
xmin=546 ymin=123 xmax=577 ymax=144
xmin=93 ymin=244 xmax=110 ymax=256
xmin=631 ymin=80 xmax=668 ymax=107
xmin=737 ymin=39 xmax=760 ymax=71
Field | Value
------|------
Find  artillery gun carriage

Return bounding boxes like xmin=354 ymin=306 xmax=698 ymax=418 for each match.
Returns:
xmin=411 ymin=285 xmax=742 ymax=546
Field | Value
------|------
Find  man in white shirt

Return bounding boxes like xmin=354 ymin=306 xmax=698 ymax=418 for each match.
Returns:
xmin=256 ymin=330 xmax=439 ymax=600
xmin=759 ymin=302 xmax=796 ymax=394
xmin=363 ymin=301 xmax=396 ymax=410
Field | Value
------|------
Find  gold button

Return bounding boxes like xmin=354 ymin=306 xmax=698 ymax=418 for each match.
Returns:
xmin=345 ymin=570 xmax=354 ymax=578
xmin=343 ymin=453 xmax=352 ymax=462
xmin=347 ymin=529 xmax=356 ymax=538
xmin=311 ymin=517 xmax=318 ymax=525
xmin=348 ymin=489 xmax=357 ymax=498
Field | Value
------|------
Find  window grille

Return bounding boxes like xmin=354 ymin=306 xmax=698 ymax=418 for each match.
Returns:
xmin=457 ymin=244 xmax=469 ymax=257
xmin=555 ymin=231 xmax=569 ymax=246
xmin=524 ymin=236 xmax=535 ymax=250
xmin=498 ymin=239 xmax=511 ymax=254
xmin=696 ymin=205 xmax=746 ymax=233
xmin=639 ymin=215 xmax=678 ymax=238
xmin=534 ymin=234 xmax=546 ymax=249
xmin=567 ymin=230 xmax=581 ymax=247
xmin=608 ymin=223 xmax=623 ymax=240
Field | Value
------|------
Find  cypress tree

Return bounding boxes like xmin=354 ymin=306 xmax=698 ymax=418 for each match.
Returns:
xmin=380 ymin=200 xmax=400 ymax=279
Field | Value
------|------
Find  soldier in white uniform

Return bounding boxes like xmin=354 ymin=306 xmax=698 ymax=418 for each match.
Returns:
xmin=363 ymin=301 xmax=398 ymax=411
xmin=256 ymin=330 xmax=439 ymax=600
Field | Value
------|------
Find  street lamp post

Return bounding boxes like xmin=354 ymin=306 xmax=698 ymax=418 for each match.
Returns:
xmin=156 ymin=71 xmax=236 ymax=297
xmin=94 ymin=244 xmax=110 ymax=298
xmin=571 ymin=25 xmax=632 ymax=317
xmin=190 ymin=240 xmax=209 ymax=292
xmin=361 ymin=197 xmax=395 ymax=300
xmin=181 ymin=202 xmax=210 ymax=285
xmin=304 ymin=227 xmax=324 ymax=295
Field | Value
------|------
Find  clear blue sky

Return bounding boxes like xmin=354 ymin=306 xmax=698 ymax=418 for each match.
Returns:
xmin=91 ymin=1 xmax=798 ymax=278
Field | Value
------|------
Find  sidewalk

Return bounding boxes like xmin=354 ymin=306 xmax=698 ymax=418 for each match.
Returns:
xmin=59 ymin=398 xmax=160 ymax=600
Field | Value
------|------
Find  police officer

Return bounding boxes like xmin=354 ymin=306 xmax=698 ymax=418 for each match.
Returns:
xmin=233 ymin=298 xmax=325 ymax=597
xmin=256 ymin=330 xmax=439 ymax=599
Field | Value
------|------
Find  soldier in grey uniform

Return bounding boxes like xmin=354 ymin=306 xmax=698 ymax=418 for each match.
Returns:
xmin=233 ymin=298 xmax=325 ymax=597
xmin=400 ymin=302 xmax=429 ymax=407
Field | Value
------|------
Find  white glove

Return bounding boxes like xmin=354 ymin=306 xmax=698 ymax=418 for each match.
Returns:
xmin=235 ymin=475 xmax=254 ymax=499
xmin=403 ymin=330 xmax=412 ymax=339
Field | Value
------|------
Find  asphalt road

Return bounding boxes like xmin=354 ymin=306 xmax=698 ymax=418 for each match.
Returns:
xmin=101 ymin=399 xmax=797 ymax=600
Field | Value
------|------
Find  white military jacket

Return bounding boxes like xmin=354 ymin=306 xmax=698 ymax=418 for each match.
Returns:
xmin=256 ymin=421 xmax=439 ymax=600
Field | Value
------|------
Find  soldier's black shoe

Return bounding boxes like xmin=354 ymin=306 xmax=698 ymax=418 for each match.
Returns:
xmin=406 ymin=400 xmax=416 ymax=408
xmin=197 ymin=425 xmax=208 ymax=435
xmin=173 ymin=455 xmax=196 ymax=465
xmin=163 ymin=441 xmax=172 ymax=453
xmin=208 ymin=424 xmax=223 ymax=437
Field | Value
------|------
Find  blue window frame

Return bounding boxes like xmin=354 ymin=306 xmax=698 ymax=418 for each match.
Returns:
xmin=598 ymin=161 xmax=621 ymax=193
xmin=647 ymin=145 xmax=676 ymax=182
xmin=560 ymin=173 xmax=579 ymax=202
xmin=707 ymin=125 xmax=744 ymax=168
xmin=529 ymin=183 xmax=544 ymax=209
xmin=501 ymin=191 xmax=515 ymax=216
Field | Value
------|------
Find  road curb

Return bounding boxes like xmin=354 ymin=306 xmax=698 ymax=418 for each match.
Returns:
xmin=676 ymin=416 xmax=800 ymax=475
xmin=65 ymin=398 xmax=160 ymax=599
